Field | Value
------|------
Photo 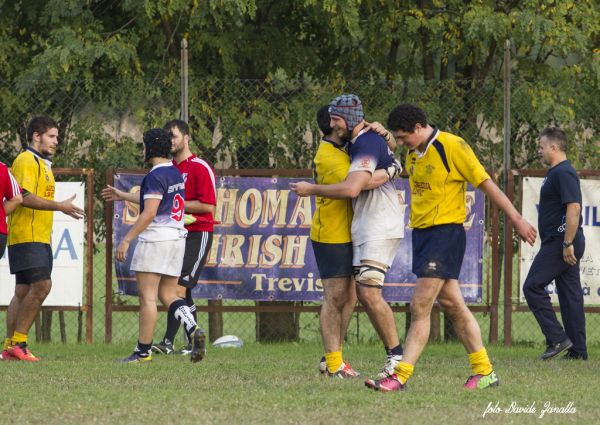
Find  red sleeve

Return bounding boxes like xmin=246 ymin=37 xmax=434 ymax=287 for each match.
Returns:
xmin=1 ymin=163 xmax=21 ymax=200
xmin=189 ymin=161 xmax=216 ymax=205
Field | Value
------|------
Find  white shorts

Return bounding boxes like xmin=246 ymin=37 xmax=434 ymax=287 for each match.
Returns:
xmin=130 ymin=239 xmax=185 ymax=277
xmin=353 ymin=238 xmax=402 ymax=268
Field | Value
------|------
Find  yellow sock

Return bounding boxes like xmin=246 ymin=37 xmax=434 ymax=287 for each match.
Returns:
xmin=11 ymin=332 xmax=27 ymax=345
xmin=3 ymin=338 xmax=11 ymax=350
xmin=469 ymin=347 xmax=493 ymax=376
xmin=325 ymin=351 xmax=343 ymax=373
xmin=393 ymin=361 xmax=414 ymax=385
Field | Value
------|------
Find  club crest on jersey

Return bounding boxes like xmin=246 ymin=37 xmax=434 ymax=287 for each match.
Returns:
xmin=425 ymin=164 xmax=434 ymax=174
xmin=182 ymin=172 xmax=188 ymax=182
xmin=360 ymin=158 xmax=371 ymax=168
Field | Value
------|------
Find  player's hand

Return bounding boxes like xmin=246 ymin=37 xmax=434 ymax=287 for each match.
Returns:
xmin=59 ymin=194 xmax=85 ymax=219
xmin=563 ymin=245 xmax=577 ymax=266
xmin=289 ymin=181 xmax=314 ymax=197
xmin=386 ymin=158 xmax=403 ymax=181
xmin=514 ymin=217 xmax=537 ymax=246
xmin=101 ymin=185 xmax=125 ymax=202
xmin=115 ymin=240 xmax=130 ymax=262
xmin=365 ymin=121 xmax=387 ymax=137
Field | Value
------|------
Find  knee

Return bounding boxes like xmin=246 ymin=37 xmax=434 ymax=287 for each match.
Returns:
xmin=409 ymin=299 xmax=433 ymax=319
xmin=31 ymin=281 xmax=52 ymax=300
xmin=354 ymin=265 xmax=386 ymax=297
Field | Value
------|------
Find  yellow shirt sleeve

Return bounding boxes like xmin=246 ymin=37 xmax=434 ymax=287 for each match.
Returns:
xmin=11 ymin=153 xmax=39 ymax=193
xmin=451 ymin=139 xmax=490 ymax=188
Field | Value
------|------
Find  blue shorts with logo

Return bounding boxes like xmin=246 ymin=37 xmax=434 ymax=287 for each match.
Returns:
xmin=412 ymin=224 xmax=465 ymax=280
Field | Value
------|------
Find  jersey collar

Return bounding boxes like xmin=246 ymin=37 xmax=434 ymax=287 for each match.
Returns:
xmin=27 ymin=147 xmax=53 ymax=168
xmin=150 ymin=161 xmax=173 ymax=171
xmin=415 ymin=126 xmax=440 ymax=158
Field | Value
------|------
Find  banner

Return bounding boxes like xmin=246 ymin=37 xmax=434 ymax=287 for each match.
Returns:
xmin=520 ymin=177 xmax=600 ymax=304
xmin=0 ymin=182 xmax=85 ymax=306
xmin=112 ymin=173 xmax=485 ymax=303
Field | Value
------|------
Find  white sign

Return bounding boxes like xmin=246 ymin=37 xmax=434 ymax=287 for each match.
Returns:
xmin=520 ymin=177 xmax=600 ymax=304
xmin=0 ymin=182 xmax=85 ymax=306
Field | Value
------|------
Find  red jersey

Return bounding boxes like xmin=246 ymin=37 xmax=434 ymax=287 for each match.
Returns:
xmin=173 ymin=154 xmax=216 ymax=232
xmin=1 ymin=161 xmax=21 ymax=235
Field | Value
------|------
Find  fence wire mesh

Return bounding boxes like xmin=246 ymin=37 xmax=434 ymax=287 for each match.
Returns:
xmin=0 ymin=77 xmax=598 ymax=347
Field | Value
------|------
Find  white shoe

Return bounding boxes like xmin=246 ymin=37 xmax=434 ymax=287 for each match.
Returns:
xmin=376 ymin=354 xmax=403 ymax=379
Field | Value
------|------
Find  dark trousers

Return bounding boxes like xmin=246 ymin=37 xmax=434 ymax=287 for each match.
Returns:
xmin=523 ymin=235 xmax=586 ymax=355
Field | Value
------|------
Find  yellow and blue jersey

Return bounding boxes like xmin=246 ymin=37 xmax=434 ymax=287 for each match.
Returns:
xmin=310 ymin=139 xmax=353 ymax=244
xmin=406 ymin=129 xmax=490 ymax=229
xmin=8 ymin=148 xmax=55 ymax=245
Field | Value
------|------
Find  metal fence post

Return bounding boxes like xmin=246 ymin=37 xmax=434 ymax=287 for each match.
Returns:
xmin=180 ymin=38 xmax=189 ymax=122
xmin=503 ymin=39 xmax=513 ymax=346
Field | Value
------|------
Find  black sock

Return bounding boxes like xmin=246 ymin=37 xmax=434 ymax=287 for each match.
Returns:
xmin=390 ymin=344 xmax=403 ymax=356
xmin=137 ymin=341 xmax=152 ymax=357
xmin=186 ymin=288 xmax=198 ymax=326
xmin=163 ymin=299 xmax=185 ymax=344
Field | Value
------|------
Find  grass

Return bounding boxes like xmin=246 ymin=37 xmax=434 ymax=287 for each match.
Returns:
xmin=2 ymin=342 xmax=599 ymax=425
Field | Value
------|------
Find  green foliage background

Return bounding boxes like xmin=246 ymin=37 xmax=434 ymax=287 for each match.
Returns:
xmin=0 ymin=0 xmax=599 ymax=238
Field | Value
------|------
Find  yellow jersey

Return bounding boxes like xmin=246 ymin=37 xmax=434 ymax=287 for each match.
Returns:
xmin=8 ymin=148 xmax=56 ymax=245
xmin=406 ymin=129 xmax=489 ymax=229
xmin=310 ymin=139 xmax=353 ymax=243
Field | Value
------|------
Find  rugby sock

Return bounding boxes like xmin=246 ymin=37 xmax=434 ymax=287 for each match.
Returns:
xmin=136 ymin=341 xmax=152 ymax=357
xmin=394 ymin=361 xmax=414 ymax=385
xmin=12 ymin=331 xmax=27 ymax=345
xmin=185 ymin=288 xmax=198 ymax=324
xmin=163 ymin=300 xmax=183 ymax=343
xmin=172 ymin=299 xmax=198 ymax=341
xmin=325 ymin=351 xmax=343 ymax=374
xmin=469 ymin=348 xmax=493 ymax=376
xmin=3 ymin=338 xmax=11 ymax=350
xmin=390 ymin=344 xmax=403 ymax=356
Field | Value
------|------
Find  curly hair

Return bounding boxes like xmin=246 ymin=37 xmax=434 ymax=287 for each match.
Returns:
xmin=387 ymin=104 xmax=428 ymax=133
xmin=143 ymin=128 xmax=172 ymax=161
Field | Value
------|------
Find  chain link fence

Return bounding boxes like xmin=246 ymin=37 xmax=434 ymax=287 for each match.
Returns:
xmin=0 ymin=76 xmax=598 ymax=348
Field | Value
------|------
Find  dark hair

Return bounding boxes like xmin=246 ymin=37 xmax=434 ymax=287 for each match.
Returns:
xmin=27 ymin=116 xmax=58 ymax=143
xmin=387 ymin=104 xmax=428 ymax=132
xmin=540 ymin=127 xmax=567 ymax=152
xmin=143 ymin=128 xmax=172 ymax=161
xmin=316 ymin=105 xmax=332 ymax=136
xmin=164 ymin=119 xmax=190 ymax=137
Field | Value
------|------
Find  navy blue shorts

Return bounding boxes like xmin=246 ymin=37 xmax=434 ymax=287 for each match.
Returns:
xmin=412 ymin=224 xmax=465 ymax=280
xmin=311 ymin=241 xmax=353 ymax=279
xmin=0 ymin=233 xmax=6 ymax=258
xmin=8 ymin=242 xmax=53 ymax=274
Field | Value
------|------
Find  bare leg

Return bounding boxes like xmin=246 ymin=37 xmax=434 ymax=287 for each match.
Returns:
xmin=402 ymin=277 xmax=445 ymax=365
xmin=320 ymin=277 xmax=354 ymax=352
xmin=14 ymin=280 xmax=52 ymax=335
xmin=137 ymin=272 xmax=161 ymax=344
xmin=6 ymin=285 xmax=29 ymax=339
xmin=437 ymin=279 xmax=483 ymax=353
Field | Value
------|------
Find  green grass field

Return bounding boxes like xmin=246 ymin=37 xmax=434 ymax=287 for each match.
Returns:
xmin=2 ymin=342 xmax=599 ymax=425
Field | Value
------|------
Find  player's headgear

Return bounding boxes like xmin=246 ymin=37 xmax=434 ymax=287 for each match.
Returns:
xmin=143 ymin=128 xmax=171 ymax=161
xmin=328 ymin=94 xmax=364 ymax=132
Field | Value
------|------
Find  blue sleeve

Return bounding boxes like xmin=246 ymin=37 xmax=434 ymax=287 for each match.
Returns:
xmin=351 ymin=132 xmax=393 ymax=170
xmin=558 ymin=169 xmax=581 ymax=205
xmin=143 ymin=170 xmax=166 ymax=196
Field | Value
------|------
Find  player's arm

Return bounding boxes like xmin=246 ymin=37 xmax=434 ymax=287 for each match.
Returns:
xmin=184 ymin=200 xmax=215 ymax=214
xmin=478 ymin=179 xmax=537 ymax=246
xmin=365 ymin=121 xmax=397 ymax=150
xmin=562 ymin=202 xmax=581 ymax=266
xmin=115 ymin=198 xmax=159 ymax=262
xmin=22 ymin=192 xmax=85 ymax=219
xmin=290 ymin=170 xmax=371 ymax=199
xmin=3 ymin=193 xmax=23 ymax=215
xmin=2 ymin=167 xmax=22 ymax=214
xmin=364 ymin=169 xmax=391 ymax=190
xmin=101 ymin=185 xmax=139 ymax=203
